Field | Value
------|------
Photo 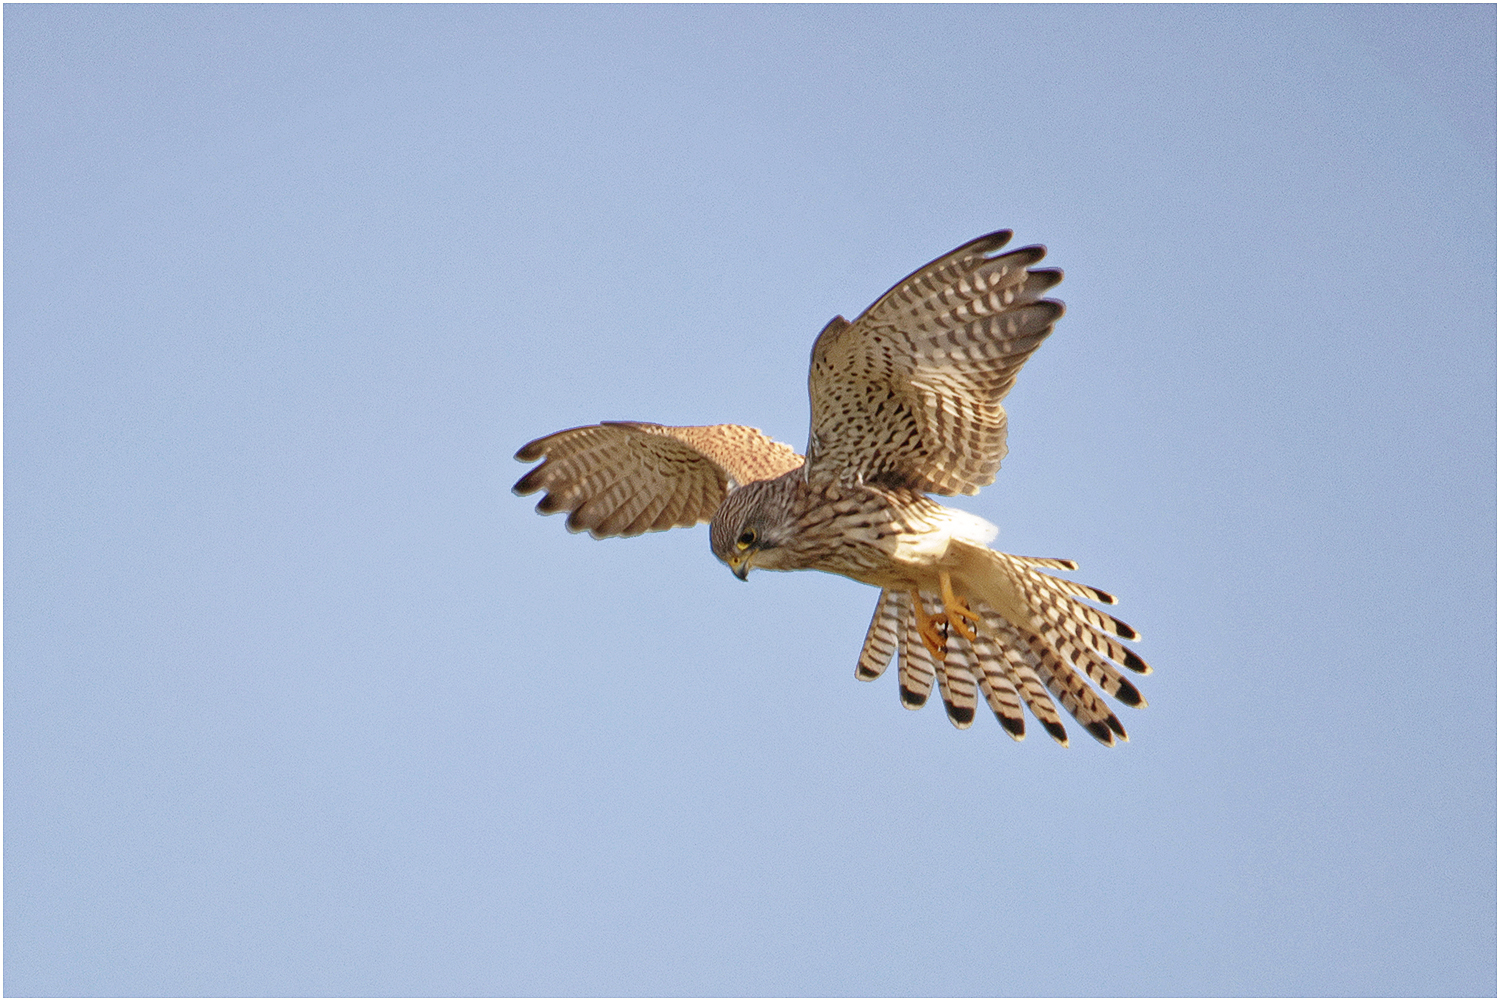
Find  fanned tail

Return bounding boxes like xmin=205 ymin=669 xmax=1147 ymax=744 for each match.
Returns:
xmin=850 ymin=543 xmax=1150 ymax=746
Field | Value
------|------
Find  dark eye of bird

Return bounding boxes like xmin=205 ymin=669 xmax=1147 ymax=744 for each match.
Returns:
xmin=738 ymin=530 xmax=756 ymax=547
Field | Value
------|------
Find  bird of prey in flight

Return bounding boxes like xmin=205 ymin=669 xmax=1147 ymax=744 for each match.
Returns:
xmin=515 ymin=230 xmax=1149 ymax=745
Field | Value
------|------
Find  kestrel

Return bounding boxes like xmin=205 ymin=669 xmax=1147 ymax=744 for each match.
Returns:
xmin=514 ymin=230 xmax=1148 ymax=745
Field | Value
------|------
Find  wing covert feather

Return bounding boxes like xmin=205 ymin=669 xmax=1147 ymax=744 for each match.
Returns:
xmin=514 ymin=422 xmax=802 ymax=539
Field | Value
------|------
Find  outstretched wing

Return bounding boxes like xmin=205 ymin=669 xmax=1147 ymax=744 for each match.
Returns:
xmin=804 ymin=230 xmax=1064 ymax=495
xmin=513 ymin=422 xmax=803 ymax=539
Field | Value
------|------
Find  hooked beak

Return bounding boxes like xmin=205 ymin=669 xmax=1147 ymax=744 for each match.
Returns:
xmin=728 ymin=554 xmax=752 ymax=581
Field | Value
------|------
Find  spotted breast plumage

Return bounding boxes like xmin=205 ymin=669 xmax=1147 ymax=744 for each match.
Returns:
xmin=514 ymin=230 xmax=1149 ymax=745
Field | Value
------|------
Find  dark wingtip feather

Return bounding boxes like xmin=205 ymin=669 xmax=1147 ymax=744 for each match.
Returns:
xmin=1104 ymin=714 xmax=1127 ymax=739
xmin=973 ymin=229 xmax=1014 ymax=255
xmin=855 ymin=666 xmax=881 ymax=681
xmin=1028 ymin=267 xmax=1064 ymax=293
xmin=899 ymin=685 xmax=928 ymax=709
xmin=1001 ymin=244 xmax=1048 ymax=269
xmin=515 ymin=441 xmax=546 ymax=462
xmin=997 ymin=714 xmax=1026 ymax=740
xmin=513 ymin=468 xmax=545 ymax=496
xmin=1109 ymin=614 xmax=1141 ymax=641
xmin=535 ymin=492 xmax=567 ymax=515
xmin=1122 ymin=649 xmax=1152 ymax=675
xmin=1043 ymin=719 xmax=1070 ymax=746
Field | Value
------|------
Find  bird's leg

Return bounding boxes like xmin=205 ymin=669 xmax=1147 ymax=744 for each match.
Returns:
xmin=939 ymin=571 xmax=980 ymax=642
xmin=909 ymin=589 xmax=948 ymax=661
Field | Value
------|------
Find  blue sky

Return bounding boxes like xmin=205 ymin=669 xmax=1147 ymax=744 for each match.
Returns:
xmin=6 ymin=5 xmax=1494 ymax=996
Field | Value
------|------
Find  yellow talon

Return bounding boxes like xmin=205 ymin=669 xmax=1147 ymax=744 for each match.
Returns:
xmin=910 ymin=589 xmax=949 ymax=661
xmin=940 ymin=572 xmax=980 ymax=642
xmin=910 ymin=576 xmax=985 ymax=660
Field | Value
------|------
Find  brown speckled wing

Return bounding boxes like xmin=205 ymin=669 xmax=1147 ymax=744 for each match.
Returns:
xmin=513 ymin=422 xmax=803 ymax=539
xmin=804 ymin=230 xmax=1064 ymax=495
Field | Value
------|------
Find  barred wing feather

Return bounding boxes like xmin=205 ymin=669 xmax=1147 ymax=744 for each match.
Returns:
xmin=804 ymin=230 xmax=1065 ymax=495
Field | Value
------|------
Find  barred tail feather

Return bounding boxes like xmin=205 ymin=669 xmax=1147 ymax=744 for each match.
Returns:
xmin=993 ymin=552 xmax=1134 ymax=636
xmin=895 ymin=593 xmax=936 ymax=709
xmin=1004 ymin=554 xmax=1080 ymax=572
xmin=967 ymin=626 xmax=1027 ymax=739
xmin=995 ymin=632 xmax=1071 ymax=745
xmin=926 ymin=594 xmax=980 ymax=729
xmin=937 ymin=654 xmax=980 ymax=730
xmin=856 ymin=589 xmax=903 ymax=681
xmin=1018 ymin=627 xmax=1125 ymax=745
xmin=1066 ymin=640 xmax=1146 ymax=707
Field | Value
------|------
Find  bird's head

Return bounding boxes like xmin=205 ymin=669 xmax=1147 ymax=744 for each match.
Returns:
xmin=709 ymin=477 xmax=799 ymax=580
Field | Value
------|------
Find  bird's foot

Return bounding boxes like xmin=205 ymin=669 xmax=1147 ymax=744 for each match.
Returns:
xmin=909 ymin=590 xmax=949 ymax=660
xmin=939 ymin=571 xmax=980 ymax=643
xmin=909 ymin=578 xmax=983 ymax=661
